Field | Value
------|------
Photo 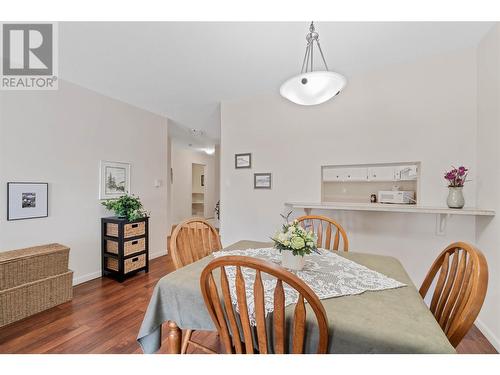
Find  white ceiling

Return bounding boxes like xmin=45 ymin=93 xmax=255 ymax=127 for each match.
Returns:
xmin=59 ymin=22 xmax=494 ymax=143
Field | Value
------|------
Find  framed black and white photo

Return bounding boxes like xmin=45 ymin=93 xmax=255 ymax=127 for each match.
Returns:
xmin=235 ymin=153 xmax=252 ymax=169
xmin=99 ymin=161 xmax=131 ymax=199
xmin=7 ymin=182 xmax=48 ymax=221
xmin=254 ymin=173 xmax=272 ymax=189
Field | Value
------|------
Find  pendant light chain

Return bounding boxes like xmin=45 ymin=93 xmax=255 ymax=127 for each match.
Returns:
xmin=300 ymin=21 xmax=329 ymax=74
xmin=300 ymin=42 xmax=309 ymax=73
xmin=316 ymin=40 xmax=329 ymax=71
xmin=280 ymin=21 xmax=346 ymax=106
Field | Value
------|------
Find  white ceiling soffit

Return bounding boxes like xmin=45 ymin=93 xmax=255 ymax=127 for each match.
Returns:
xmin=168 ymin=120 xmax=217 ymax=152
xmin=59 ymin=22 xmax=495 ymax=140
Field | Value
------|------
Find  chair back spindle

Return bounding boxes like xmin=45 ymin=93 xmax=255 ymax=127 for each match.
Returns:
xmin=419 ymin=242 xmax=488 ymax=347
xmin=170 ymin=218 xmax=222 ymax=269
xmin=296 ymin=215 xmax=349 ymax=251
xmin=200 ymin=255 xmax=329 ymax=354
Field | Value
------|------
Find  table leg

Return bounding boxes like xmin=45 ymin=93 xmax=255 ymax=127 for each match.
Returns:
xmin=166 ymin=320 xmax=182 ymax=354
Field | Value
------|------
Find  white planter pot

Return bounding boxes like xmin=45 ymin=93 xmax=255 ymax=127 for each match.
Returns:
xmin=281 ymin=251 xmax=305 ymax=271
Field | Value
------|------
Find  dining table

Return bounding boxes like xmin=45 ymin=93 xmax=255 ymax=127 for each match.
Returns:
xmin=137 ymin=240 xmax=456 ymax=354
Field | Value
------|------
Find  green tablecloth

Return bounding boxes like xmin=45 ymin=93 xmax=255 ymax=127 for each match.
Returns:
xmin=137 ymin=240 xmax=455 ymax=354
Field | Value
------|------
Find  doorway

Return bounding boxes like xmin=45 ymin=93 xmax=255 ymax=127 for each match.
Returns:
xmin=192 ymin=163 xmax=205 ymax=217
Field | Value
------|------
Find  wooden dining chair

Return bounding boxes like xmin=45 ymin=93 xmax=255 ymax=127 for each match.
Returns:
xmin=170 ymin=218 xmax=222 ymax=354
xmin=296 ymin=215 xmax=349 ymax=252
xmin=200 ymin=255 xmax=329 ymax=354
xmin=170 ymin=218 xmax=222 ymax=269
xmin=419 ymin=242 xmax=488 ymax=347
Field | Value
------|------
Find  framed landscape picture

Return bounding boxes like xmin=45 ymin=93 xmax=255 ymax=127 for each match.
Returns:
xmin=254 ymin=173 xmax=272 ymax=189
xmin=99 ymin=161 xmax=131 ymax=199
xmin=235 ymin=153 xmax=251 ymax=169
xmin=7 ymin=182 xmax=48 ymax=221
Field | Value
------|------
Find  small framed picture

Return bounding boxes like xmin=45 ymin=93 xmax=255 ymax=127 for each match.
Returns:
xmin=99 ymin=161 xmax=131 ymax=199
xmin=235 ymin=153 xmax=252 ymax=169
xmin=201 ymin=174 xmax=205 ymax=187
xmin=7 ymin=182 xmax=48 ymax=221
xmin=254 ymin=173 xmax=272 ymax=189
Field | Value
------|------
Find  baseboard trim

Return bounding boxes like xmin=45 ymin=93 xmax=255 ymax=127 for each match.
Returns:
xmin=149 ymin=250 xmax=167 ymax=259
xmin=72 ymin=250 xmax=167 ymax=286
xmin=73 ymin=271 xmax=101 ymax=286
xmin=475 ymin=318 xmax=500 ymax=352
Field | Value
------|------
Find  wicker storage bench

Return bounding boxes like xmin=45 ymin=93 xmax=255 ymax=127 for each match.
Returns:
xmin=0 ymin=271 xmax=73 ymax=327
xmin=0 ymin=243 xmax=70 ymax=290
xmin=0 ymin=243 xmax=73 ymax=327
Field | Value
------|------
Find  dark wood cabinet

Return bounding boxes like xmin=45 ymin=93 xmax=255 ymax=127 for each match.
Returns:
xmin=101 ymin=216 xmax=149 ymax=282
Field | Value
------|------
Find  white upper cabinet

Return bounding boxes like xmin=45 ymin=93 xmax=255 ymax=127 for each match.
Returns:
xmin=367 ymin=166 xmax=396 ymax=181
xmin=395 ymin=165 xmax=418 ymax=180
xmin=323 ymin=163 xmax=419 ymax=183
xmin=322 ymin=167 xmax=342 ymax=181
xmin=323 ymin=167 xmax=368 ymax=181
xmin=343 ymin=167 xmax=369 ymax=181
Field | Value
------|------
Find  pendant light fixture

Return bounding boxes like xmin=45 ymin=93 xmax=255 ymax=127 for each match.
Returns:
xmin=280 ymin=22 xmax=346 ymax=106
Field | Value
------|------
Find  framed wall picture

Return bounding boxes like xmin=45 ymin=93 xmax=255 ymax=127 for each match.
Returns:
xmin=235 ymin=153 xmax=252 ymax=169
xmin=99 ymin=161 xmax=131 ymax=199
xmin=7 ymin=182 xmax=49 ymax=221
xmin=254 ymin=173 xmax=272 ymax=189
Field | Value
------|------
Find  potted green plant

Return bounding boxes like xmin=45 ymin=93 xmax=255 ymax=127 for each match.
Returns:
xmin=271 ymin=212 xmax=318 ymax=270
xmin=101 ymin=194 xmax=148 ymax=221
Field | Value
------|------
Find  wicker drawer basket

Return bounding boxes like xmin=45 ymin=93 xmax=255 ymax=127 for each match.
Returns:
xmin=102 ymin=217 xmax=149 ymax=281
xmin=0 ymin=243 xmax=69 ymax=290
xmin=105 ymin=237 xmax=145 ymax=256
xmin=106 ymin=254 xmax=146 ymax=274
xmin=0 ymin=271 xmax=73 ymax=328
xmin=106 ymin=222 xmax=145 ymax=238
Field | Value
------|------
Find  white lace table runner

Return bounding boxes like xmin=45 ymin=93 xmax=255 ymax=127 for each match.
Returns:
xmin=212 ymin=248 xmax=406 ymax=325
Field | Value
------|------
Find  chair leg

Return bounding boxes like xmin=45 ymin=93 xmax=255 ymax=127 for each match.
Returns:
xmin=181 ymin=329 xmax=193 ymax=354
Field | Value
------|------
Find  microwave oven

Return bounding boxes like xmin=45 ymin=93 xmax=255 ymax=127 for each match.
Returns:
xmin=378 ymin=191 xmax=415 ymax=204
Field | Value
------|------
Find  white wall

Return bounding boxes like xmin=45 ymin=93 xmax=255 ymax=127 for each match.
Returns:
xmin=166 ymin=135 xmax=173 ymax=230
xmin=475 ymin=24 xmax=500 ymax=351
xmin=214 ymin=144 xmax=221 ymax=205
xmin=0 ymin=80 xmax=169 ymax=285
xmin=171 ymin=140 xmax=218 ymax=224
xmin=221 ymin=47 xmax=478 ymax=287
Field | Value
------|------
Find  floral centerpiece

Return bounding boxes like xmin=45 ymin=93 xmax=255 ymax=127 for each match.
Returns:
xmin=444 ymin=166 xmax=469 ymax=209
xmin=271 ymin=212 xmax=317 ymax=270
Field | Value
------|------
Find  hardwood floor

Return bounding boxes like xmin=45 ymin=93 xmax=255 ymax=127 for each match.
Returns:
xmin=0 ymin=254 xmax=496 ymax=354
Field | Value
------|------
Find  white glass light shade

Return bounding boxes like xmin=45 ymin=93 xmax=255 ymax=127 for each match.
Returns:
xmin=280 ymin=71 xmax=347 ymax=106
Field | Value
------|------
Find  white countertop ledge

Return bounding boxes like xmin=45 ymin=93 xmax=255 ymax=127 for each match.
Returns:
xmin=285 ymin=202 xmax=495 ymax=216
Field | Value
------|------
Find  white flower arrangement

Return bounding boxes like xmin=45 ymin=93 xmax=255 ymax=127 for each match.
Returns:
xmin=271 ymin=212 xmax=318 ymax=257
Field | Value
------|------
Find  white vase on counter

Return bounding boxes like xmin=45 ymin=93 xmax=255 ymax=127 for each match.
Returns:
xmin=281 ymin=251 xmax=305 ymax=271
xmin=447 ymin=186 xmax=465 ymax=209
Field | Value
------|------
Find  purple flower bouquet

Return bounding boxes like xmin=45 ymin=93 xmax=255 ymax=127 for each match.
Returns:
xmin=444 ymin=166 xmax=469 ymax=187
